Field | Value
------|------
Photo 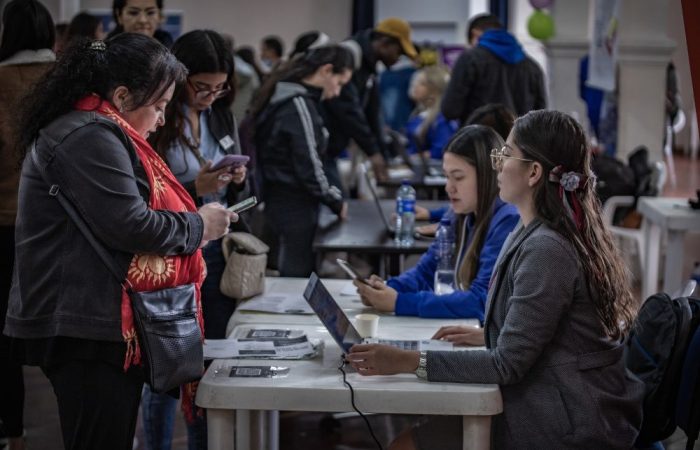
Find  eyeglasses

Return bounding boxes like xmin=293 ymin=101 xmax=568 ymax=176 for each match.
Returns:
xmin=490 ymin=146 xmax=534 ymax=170
xmin=187 ymin=79 xmax=230 ymax=101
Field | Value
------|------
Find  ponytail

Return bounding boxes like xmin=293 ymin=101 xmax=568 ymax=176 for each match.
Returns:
xmin=249 ymin=45 xmax=353 ymax=119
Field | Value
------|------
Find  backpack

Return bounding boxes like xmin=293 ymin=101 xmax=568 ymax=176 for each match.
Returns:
xmin=591 ymin=152 xmax=636 ymax=205
xmin=624 ymin=293 xmax=700 ymax=447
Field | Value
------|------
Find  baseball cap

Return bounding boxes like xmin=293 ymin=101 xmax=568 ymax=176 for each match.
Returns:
xmin=374 ymin=17 xmax=417 ymax=58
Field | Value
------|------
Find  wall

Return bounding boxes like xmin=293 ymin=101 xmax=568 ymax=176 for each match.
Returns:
xmin=375 ymin=0 xmax=487 ymax=45
xmin=667 ymin=0 xmax=695 ymax=152
xmin=79 ymin=0 xmax=352 ymax=51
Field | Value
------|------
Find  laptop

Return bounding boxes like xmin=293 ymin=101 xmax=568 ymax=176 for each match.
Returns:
xmin=302 ymin=273 xmax=453 ymax=352
xmin=361 ymin=164 xmax=397 ymax=238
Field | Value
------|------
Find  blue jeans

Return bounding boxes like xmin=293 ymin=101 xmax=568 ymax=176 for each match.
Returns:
xmin=141 ymin=386 xmax=207 ymax=450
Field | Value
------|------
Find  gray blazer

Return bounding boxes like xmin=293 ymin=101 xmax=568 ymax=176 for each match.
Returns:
xmin=426 ymin=219 xmax=643 ymax=449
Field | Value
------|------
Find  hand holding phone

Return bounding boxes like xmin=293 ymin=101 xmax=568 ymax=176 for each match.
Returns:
xmin=209 ymin=154 xmax=249 ymax=172
xmin=227 ymin=196 xmax=258 ymax=214
xmin=336 ymin=259 xmax=371 ymax=286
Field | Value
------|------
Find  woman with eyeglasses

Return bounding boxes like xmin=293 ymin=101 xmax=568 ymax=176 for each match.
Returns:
xmin=250 ymin=45 xmax=354 ymax=277
xmin=354 ymin=125 xmax=519 ymax=322
xmin=348 ymin=110 xmax=643 ymax=450
xmin=149 ymin=29 xmax=247 ymax=450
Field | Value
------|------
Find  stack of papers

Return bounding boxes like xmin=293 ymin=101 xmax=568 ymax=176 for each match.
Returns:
xmin=204 ymin=329 xmax=321 ymax=360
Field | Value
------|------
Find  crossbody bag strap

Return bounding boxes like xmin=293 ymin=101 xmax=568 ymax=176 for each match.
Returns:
xmin=30 ymin=142 xmax=133 ymax=291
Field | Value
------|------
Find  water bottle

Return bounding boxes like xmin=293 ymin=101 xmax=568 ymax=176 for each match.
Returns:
xmin=434 ymin=216 xmax=456 ymax=295
xmin=394 ymin=180 xmax=416 ymax=247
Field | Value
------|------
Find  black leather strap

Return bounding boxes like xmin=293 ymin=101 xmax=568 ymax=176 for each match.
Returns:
xmin=30 ymin=142 xmax=132 ymax=291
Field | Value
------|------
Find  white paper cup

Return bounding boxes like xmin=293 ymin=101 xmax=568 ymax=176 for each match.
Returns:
xmin=355 ymin=313 xmax=379 ymax=338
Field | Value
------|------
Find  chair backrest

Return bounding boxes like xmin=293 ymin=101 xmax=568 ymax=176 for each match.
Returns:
xmin=651 ymin=161 xmax=667 ymax=196
xmin=625 ymin=294 xmax=700 ymax=445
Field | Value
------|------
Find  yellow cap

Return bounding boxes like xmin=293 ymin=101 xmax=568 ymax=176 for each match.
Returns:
xmin=375 ymin=17 xmax=417 ymax=58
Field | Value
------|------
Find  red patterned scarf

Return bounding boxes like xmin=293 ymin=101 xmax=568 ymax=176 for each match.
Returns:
xmin=74 ymin=94 xmax=206 ymax=370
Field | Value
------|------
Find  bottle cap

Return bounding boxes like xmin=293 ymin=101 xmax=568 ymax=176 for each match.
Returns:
xmin=440 ymin=216 xmax=451 ymax=225
xmin=401 ymin=180 xmax=410 ymax=186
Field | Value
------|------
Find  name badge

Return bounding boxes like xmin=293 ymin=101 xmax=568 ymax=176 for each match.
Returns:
xmin=219 ymin=135 xmax=235 ymax=150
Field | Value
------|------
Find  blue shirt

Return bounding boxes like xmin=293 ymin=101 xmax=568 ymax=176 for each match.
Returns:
xmin=388 ymin=200 xmax=520 ymax=320
xmin=404 ymin=111 xmax=459 ymax=159
xmin=165 ymin=105 xmax=228 ymax=205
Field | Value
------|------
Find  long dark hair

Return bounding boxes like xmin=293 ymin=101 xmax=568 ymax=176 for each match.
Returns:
xmin=444 ymin=125 xmax=503 ymax=289
xmin=18 ymin=33 xmax=186 ymax=156
xmin=66 ymin=12 xmax=101 ymax=43
xmin=249 ymin=45 xmax=354 ymax=119
xmin=0 ymin=0 xmax=55 ymax=62
xmin=152 ymin=29 xmax=235 ymax=158
xmin=466 ymin=103 xmax=515 ymax=140
xmin=511 ymin=110 xmax=635 ymax=338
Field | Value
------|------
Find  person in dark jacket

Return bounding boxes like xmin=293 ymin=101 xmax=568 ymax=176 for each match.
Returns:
xmin=252 ymin=45 xmax=354 ymax=276
xmin=348 ymin=110 xmax=643 ymax=450
xmin=4 ymin=34 xmax=235 ymax=450
xmin=149 ymin=29 xmax=248 ymax=450
xmin=353 ymin=126 xmax=519 ymax=320
xmin=441 ymin=14 xmax=546 ymax=125
xmin=0 ymin=4 xmax=55 ymax=448
xmin=323 ymin=17 xmax=418 ymax=185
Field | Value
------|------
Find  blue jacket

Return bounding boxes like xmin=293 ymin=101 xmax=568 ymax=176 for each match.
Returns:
xmin=388 ymin=200 xmax=519 ymax=320
xmin=404 ymin=112 xmax=459 ymax=159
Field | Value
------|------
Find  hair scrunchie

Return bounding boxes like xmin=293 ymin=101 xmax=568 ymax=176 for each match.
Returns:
xmin=548 ymin=165 xmax=594 ymax=230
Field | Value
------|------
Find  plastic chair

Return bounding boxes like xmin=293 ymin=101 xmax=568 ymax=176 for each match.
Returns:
xmin=602 ymin=161 xmax=666 ymax=277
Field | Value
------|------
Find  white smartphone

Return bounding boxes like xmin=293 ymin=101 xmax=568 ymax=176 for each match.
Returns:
xmin=336 ymin=258 xmax=371 ymax=286
xmin=228 ymin=196 xmax=257 ymax=214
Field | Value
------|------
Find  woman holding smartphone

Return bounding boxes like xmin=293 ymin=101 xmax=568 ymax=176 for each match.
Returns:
xmin=251 ymin=45 xmax=353 ymax=276
xmin=149 ymin=29 xmax=248 ymax=450
xmin=348 ymin=110 xmax=643 ymax=449
xmin=354 ymin=125 xmax=519 ymax=320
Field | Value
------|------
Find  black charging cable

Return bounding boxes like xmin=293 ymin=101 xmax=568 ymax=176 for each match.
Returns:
xmin=338 ymin=356 xmax=384 ymax=450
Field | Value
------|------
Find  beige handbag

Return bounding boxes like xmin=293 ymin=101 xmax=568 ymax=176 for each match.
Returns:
xmin=220 ymin=232 xmax=269 ymax=300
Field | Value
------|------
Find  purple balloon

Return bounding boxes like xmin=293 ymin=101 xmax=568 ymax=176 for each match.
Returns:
xmin=530 ymin=0 xmax=553 ymax=8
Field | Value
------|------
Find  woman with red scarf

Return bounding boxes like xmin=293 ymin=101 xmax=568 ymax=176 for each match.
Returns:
xmin=4 ymin=33 xmax=235 ymax=449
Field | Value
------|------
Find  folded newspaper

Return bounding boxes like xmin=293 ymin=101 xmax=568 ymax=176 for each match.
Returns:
xmin=204 ymin=329 xmax=322 ymax=360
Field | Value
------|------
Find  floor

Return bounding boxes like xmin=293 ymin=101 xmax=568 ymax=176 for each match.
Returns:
xmin=6 ymin=153 xmax=700 ymax=450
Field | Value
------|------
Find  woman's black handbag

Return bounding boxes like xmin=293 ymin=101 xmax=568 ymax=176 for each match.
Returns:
xmin=31 ymin=146 xmax=203 ymax=393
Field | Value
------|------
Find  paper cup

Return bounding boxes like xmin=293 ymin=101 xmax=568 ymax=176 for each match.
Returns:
xmin=355 ymin=313 xmax=379 ymax=338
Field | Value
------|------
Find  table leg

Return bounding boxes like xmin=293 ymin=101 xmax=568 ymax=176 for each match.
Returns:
xmin=642 ymin=221 xmax=662 ymax=299
xmin=206 ymin=409 xmax=235 ymax=450
xmin=268 ymin=410 xmax=280 ymax=450
xmin=462 ymin=415 xmax=491 ymax=450
xmin=662 ymin=230 xmax=686 ymax=295
xmin=249 ymin=410 xmax=267 ymax=450
xmin=235 ymin=410 xmax=251 ymax=449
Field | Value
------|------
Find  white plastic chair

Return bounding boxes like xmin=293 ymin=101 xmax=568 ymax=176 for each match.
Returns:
xmin=602 ymin=161 xmax=666 ymax=278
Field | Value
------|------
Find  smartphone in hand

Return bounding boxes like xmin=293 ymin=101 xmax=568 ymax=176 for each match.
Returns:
xmin=336 ymin=258 xmax=371 ymax=286
xmin=227 ymin=196 xmax=257 ymax=214
xmin=210 ymin=155 xmax=249 ymax=171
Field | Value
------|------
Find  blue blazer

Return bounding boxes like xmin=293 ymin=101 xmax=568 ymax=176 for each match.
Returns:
xmin=388 ymin=200 xmax=519 ymax=320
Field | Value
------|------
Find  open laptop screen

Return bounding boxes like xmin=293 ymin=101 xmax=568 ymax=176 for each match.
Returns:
xmin=303 ymin=273 xmax=363 ymax=352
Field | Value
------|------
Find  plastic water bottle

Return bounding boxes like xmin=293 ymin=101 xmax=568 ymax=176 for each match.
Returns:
xmin=434 ymin=216 xmax=456 ymax=295
xmin=394 ymin=180 xmax=416 ymax=247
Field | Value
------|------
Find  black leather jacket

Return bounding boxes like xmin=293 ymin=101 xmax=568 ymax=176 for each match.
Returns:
xmin=4 ymin=111 xmax=203 ymax=342
xmin=255 ymin=82 xmax=343 ymax=213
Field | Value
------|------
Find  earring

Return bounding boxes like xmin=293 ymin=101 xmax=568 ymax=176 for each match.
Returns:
xmin=119 ymin=104 xmax=125 ymax=114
